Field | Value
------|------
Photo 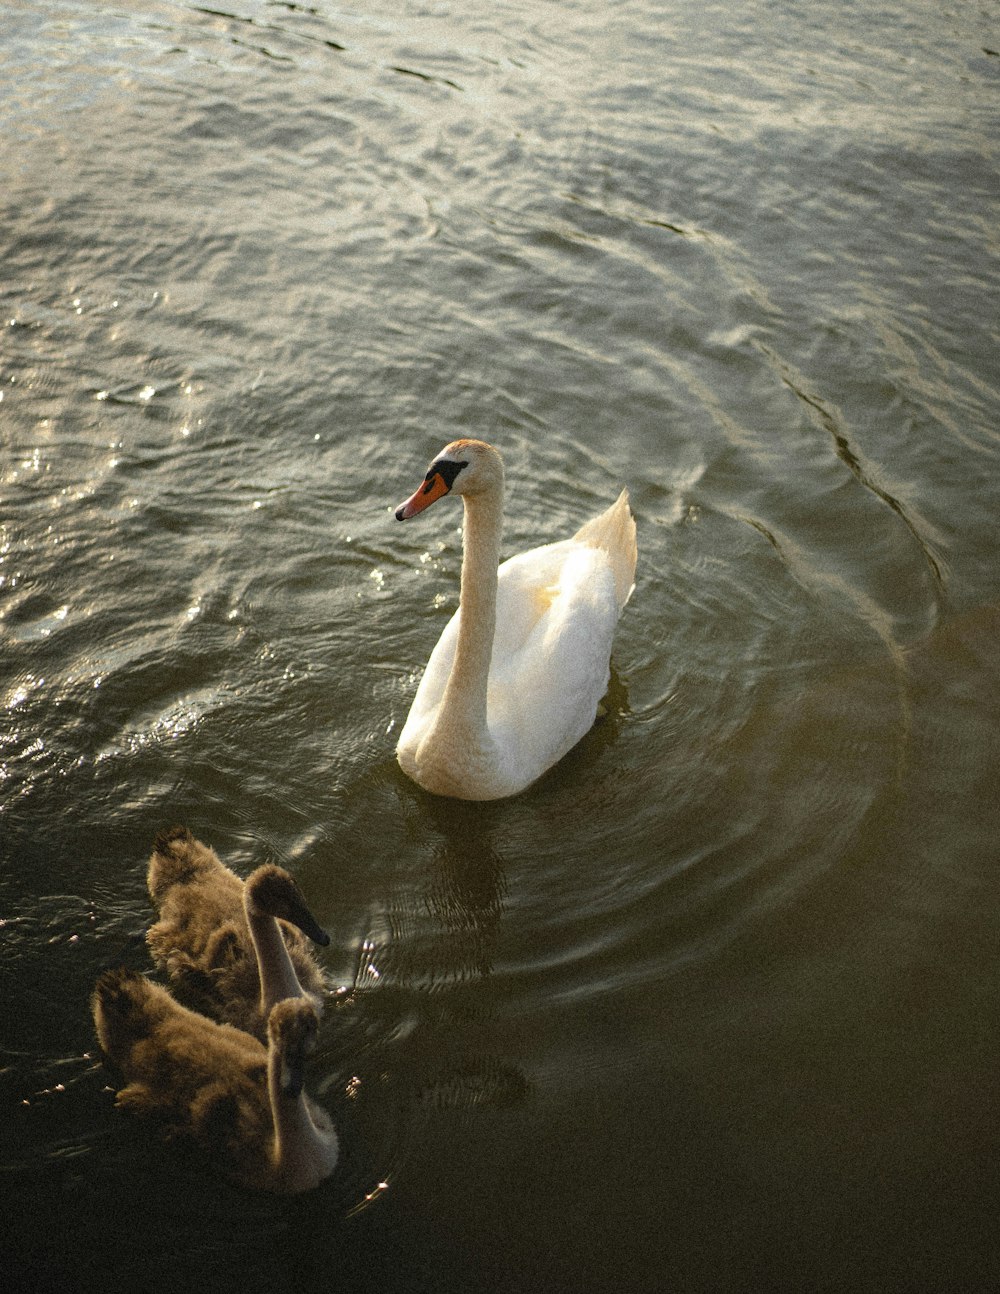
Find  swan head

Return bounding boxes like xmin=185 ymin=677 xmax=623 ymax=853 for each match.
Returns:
xmin=268 ymin=997 xmax=320 ymax=1098
xmin=245 ymin=865 xmax=331 ymax=947
xmin=395 ymin=439 xmax=503 ymax=520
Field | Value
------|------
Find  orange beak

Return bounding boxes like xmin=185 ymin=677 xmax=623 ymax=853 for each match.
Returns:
xmin=395 ymin=469 xmax=451 ymax=520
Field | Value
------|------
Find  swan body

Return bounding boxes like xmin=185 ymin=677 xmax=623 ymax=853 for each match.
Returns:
xmin=394 ymin=439 xmax=637 ymax=800
xmin=91 ymin=968 xmax=339 ymax=1193
xmin=147 ymin=826 xmax=329 ymax=1042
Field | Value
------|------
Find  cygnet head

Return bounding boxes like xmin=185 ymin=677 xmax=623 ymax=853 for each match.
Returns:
xmin=395 ymin=439 xmax=503 ymax=520
xmin=245 ymin=865 xmax=330 ymax=947
xmin=268 ymin=997 xmax=320 ymax=1098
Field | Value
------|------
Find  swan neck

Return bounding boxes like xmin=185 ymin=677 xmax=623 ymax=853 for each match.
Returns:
xmin=446 ymin=489 xmax=503 ymax=730
xmin=247 ymin=908 xmax=302 ymax=1017
xmin=267 ymin=1051 xmax=328 ymax=1181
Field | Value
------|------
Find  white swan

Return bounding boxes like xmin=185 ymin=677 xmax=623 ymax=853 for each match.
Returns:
xmin=91 ymin=968 xmax=339 ymax=1193
xmin=146 ymin=826 xmax=329 ymax=1042
xmin=394 ymin=439 xmax=637 ymax=800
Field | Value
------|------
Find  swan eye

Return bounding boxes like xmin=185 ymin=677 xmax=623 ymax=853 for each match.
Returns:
xmin=423 ymin=458 xmax=468 ymax=493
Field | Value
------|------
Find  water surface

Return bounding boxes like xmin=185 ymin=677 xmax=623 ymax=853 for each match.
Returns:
xmin=2 ymin=1 xmax=1000 ymax=1290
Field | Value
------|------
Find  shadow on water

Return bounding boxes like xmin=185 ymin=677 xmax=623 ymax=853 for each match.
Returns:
xmin=399 ymin=791 xmax=510 ymax=985
xmin=351 ymin=784 xmax=530 ymax=1110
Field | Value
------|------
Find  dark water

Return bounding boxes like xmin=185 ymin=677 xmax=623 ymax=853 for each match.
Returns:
xmin=2 ymin=1 xmax=1000 ymax=1290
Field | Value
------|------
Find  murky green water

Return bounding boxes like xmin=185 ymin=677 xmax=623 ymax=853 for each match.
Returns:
xmin=2 ymin=1 xmax=999 ymax=1290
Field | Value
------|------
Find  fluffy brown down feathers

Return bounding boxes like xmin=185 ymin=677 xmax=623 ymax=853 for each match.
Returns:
xmin=91 ymin=968 xmax=337 ymax=1192
xmin=146 ymin=826 xmax=327 ymax=1039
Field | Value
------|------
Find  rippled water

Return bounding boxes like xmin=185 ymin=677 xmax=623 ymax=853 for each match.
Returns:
xmin=3 ymin=1 xmax=1000 ymax=1290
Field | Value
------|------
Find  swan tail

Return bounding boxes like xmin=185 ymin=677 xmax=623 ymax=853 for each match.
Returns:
xmin=91 ymin=967 xmax=158 ymax=1063
xmin=572 ymin=488 xmax=637 ymax=611
xmin=147 ymin=825 xmax=218 ymax=904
